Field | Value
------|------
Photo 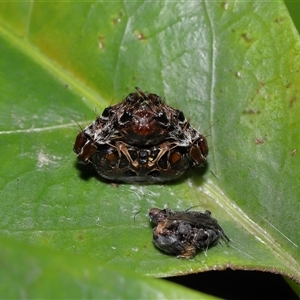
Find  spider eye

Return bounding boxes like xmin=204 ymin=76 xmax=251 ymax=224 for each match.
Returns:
xmin=178 ymin=111 xmax=185 ymax=122
xmin=156 ymin=111 xmax=169 ymax=126
xmin=119 ymin=111 xmax=132 ymax=124
xmin=101 ymin=107 xmax=112 ymax=119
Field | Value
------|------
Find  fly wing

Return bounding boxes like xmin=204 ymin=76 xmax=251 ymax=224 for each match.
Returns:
xmin=166 ymin=211 xmax=219 ymax=228
xmin=166 ymin=211 xmax=230 ymax=243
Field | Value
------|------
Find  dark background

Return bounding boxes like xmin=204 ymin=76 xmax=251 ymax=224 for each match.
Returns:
xmin=165 ymin=270 xmax=298 ymax=299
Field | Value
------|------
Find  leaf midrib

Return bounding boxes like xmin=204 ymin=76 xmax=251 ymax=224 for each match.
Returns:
xmin=201 ymin=179 xmax=300 ymax=280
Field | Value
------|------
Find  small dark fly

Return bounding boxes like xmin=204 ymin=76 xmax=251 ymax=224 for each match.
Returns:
xmin=149 ymin=207 xmax=229 ymax=258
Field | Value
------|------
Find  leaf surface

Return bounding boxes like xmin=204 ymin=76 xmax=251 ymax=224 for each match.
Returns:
xmin=0 ymin=236 xmax=216 ymax=299
xmin=0 ymin=1 xmax=299 ymax=294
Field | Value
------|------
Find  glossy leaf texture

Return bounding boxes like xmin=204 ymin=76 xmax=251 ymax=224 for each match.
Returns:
xmin=0 ymin=236 xmax=215 ymax=299
xmin=0 ymin=0 xmax=299 ymax=294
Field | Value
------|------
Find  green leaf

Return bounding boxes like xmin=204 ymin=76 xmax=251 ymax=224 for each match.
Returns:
xmin=0 ymin=236 xmax=216 ymax=299
xmin=0 ymin=0 xmax=299 ymax=295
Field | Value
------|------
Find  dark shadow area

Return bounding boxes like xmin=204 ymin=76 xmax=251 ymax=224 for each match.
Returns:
xmin=166 ymin=160 xmax=209 ymax=188
xmin=74 ymin=158 xmax=209 ymax=186
xmin=165 ymin=269 xmax=298 ymax=300
xmin=74 ymin=160 xmax=111 ymax=184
